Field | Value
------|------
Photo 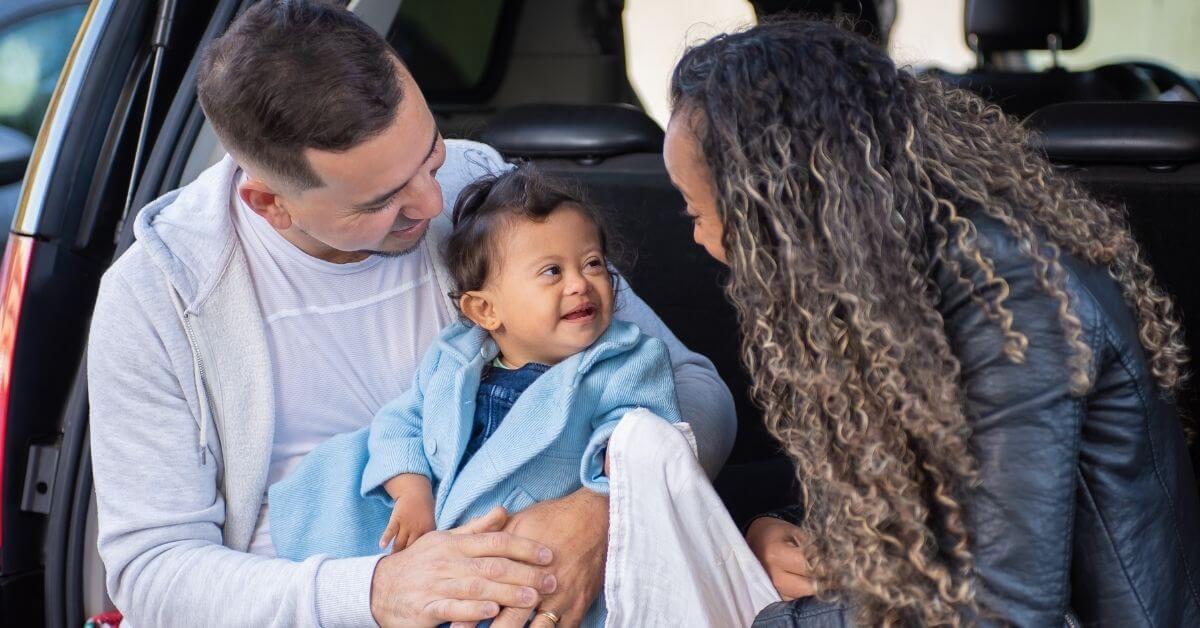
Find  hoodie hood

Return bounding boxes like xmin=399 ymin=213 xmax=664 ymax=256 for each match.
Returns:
xmin=133 ymin=154 xmax=241 ymax=311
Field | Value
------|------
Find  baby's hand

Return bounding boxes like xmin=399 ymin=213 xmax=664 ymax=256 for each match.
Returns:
xmin=379 ymin=474 xmax=436 ymax=553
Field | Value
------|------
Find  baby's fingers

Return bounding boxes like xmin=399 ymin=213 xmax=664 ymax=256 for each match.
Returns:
xmin=380 ymin=517 xmax=403 ymax=549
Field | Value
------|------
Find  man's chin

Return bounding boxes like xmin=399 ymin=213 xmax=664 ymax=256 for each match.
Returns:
xmin=359 ymin=229 xmax=428 ymax=258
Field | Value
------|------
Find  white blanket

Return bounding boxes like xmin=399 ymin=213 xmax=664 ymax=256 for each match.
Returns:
xmin=604 ymin=409 xmax=782 ymax=627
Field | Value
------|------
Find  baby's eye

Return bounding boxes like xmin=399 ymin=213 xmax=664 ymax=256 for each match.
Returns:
xmin=540 ymin=265 xmax=561 ymax=277
xmin=584 ymin=258 xmax=606 ymax=271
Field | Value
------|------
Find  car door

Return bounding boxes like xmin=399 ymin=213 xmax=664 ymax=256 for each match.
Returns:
xmin=0 ymin=1 xmax=234 ymax=625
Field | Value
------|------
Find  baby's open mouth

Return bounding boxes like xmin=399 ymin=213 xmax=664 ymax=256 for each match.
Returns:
xmin=563 ymin=303 xmax=597 ymax=321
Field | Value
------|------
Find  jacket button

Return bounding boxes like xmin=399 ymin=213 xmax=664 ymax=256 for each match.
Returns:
xmin=426 ymin=438 xmax=437 ymax=455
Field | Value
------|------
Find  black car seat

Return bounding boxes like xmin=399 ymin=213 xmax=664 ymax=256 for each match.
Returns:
xmin=1026 ymin=100 xmax=1200 ymax=476
xmin=751 ymin=0 xmax=888 ymax=44
xmin=932 ymin=0 xmax=1159 ymax=118
xmin=479 ymin=104 xmax=798 ymax=523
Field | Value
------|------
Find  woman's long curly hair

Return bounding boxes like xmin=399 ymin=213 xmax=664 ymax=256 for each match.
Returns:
xmin=671 ymin=19 xmax=1188 ymax=626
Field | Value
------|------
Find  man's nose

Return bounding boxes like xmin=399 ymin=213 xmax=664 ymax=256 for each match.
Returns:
xmin=402 ymin=176 xmax=444 ymax=221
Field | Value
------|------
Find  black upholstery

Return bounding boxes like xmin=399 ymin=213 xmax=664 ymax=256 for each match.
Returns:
xmin=934 ymin=0 xmax=1160 ymax=118
xmin=1030 ymin=101 xmax=1200 ymax=477
xmin=937 ymin=65 xmax=1157 ymax=119
xmin=1027 ymin=101 xmax=1200 ymax=165
xmin=966 ymin=0 xmax=1088 ymax=53
xmin=751 ymin=0 xmax=884 ymax=42
xmin=478 ymin=104 xmax=664 ymax=159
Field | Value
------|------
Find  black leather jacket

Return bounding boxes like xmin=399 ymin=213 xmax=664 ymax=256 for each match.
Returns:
xmin=758 ymin=210 xmax=1200 ymax=626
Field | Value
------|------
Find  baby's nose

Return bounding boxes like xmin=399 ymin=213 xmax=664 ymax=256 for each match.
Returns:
xmin=565 ymin=273 xmax=589 ymax=294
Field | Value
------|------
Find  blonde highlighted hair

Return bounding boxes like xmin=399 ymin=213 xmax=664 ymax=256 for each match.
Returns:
xmin=671 ymin=19 xmax=1188 ymax=626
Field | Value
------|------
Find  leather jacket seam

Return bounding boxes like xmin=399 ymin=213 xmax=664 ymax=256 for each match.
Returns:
xmin=1057 ymin=370 xmax=1085 ymax=617
xmin=1075 ymin=465 xmax=1154 ymax=620
xmin=1051 ymin=296 xmax=1102 ymax=617
xmin=1102 ymin=322 xmax=1200 ymax=610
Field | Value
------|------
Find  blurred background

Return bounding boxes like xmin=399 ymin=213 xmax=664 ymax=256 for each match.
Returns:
xmin=0 ymin=2 xmax=1198 ymax=626
xmin=6 ymin=0 xmax=1200 ymax=195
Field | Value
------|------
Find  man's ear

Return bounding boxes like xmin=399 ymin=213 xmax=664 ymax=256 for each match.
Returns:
xmin=239 ymin=178 xmax=292 ymax=231
xmin=460 ymin=292 xmax=501 ymax=331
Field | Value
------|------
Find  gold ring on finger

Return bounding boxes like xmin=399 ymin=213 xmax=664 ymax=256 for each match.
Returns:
xmin=537 ymin=609 xmax=562 ymax=624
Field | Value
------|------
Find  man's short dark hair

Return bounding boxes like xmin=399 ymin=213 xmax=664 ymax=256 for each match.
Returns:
xmin=198 ymin=0 xmax=403 ymax=190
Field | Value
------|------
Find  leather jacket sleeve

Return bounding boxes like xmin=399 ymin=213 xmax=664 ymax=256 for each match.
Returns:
xmin=936 ymin=214 xmax=1100 ymax=627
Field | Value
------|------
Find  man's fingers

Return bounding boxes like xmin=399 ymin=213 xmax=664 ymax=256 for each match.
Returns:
xmin=448 ymin=623 xmax=479 ymax=628
xmin=465 ymin=557 xmax=558 ymax=593
xmin=433 ymin=578 xmax=541 ymax=608
xmin=489 ymin=606 xmax=532 ymax=628
xmin=453 ymin=506 xmax=509 ymax=535
xmin=528 ymin=590 xmax=585 ymax=628
xmin=456 ymin=531 xmax=554 ymax=565
xmin=425 ymin=599 xmax=501 ymax=623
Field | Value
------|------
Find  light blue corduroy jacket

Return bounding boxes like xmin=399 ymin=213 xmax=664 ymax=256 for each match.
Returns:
xmin=267 ymin=318 xmax=682 ymax=563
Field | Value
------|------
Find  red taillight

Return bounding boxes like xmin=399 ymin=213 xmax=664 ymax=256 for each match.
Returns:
xmin=0 ymin=234 xmax=35 ymax=549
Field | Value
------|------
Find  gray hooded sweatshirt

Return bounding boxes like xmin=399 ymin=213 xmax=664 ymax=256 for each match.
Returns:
xmin=87 ymin=139 xmax=736 ymax=627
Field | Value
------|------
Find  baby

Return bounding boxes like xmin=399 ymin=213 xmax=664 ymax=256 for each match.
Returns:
xmin=267 ymin=164 xmax=682 ymax=625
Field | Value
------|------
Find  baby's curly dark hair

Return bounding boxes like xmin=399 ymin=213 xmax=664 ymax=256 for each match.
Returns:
xmin=445 ymin=164 xmax=623 ymax=314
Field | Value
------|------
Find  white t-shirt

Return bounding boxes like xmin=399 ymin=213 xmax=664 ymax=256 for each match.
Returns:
xmin=230 ymin=176 xmax=454 ymax=556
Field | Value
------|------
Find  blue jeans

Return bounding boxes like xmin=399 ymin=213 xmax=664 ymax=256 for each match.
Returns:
xmin=458 ymin=362 xmax=550 ymax=471
xmin=752 ymin=599 xmax=854 ymax=628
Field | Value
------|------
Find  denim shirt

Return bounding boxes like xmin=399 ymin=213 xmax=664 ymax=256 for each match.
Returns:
xmin=458 ymin=360 xmax=550 ymax=472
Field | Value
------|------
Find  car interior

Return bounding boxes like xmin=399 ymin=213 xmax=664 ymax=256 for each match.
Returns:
xmin=2 ymin=0 xmax=1198 ymax=625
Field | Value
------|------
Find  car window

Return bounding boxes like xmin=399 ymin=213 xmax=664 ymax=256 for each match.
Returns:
xmin=0 ymin=4 xmax=88 ymax=139
xmin=623 ymin=0 xmax=757 ymax=128
xmin=1027 ymin=0 xmax=1200 ymax=76
xmin=890 ymin=0 xmax=1200 ymax=77
xmin=387 ymin=0 xmax=506 ymax=98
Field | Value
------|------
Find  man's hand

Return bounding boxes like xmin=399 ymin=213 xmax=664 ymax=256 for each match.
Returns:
xmin=745 ymin=516 xmax=816 ymax=601
xmin=370 ymin=506 xmax=559 ymax=627
xmin=380 ymin=474 xmax=436 ymax=552
xmin=487 ymin=488 xmax=609 ymax=628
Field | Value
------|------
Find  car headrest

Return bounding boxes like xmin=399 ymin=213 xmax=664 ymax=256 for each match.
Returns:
xmin=1026 ymin=101 xmax=1200 ymax=165
xmin=751 ymin=1 xmax=885 ymax=42
xmin=479 ymin=104 xmax=664 ymax=159
xmin=966 ymin=0 xmax=1088 ymax=53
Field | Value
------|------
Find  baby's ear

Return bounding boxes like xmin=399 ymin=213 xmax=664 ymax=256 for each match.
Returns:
xmin=460 ymin=292 xmax=501 ymax=331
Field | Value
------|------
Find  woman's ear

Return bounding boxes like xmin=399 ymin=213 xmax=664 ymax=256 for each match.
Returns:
xmin=460 ymin=292 xmax=501 ymax=331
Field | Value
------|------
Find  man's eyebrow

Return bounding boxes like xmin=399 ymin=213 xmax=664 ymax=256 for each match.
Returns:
xmin=353 ymin=127 xmax=441 ymax=210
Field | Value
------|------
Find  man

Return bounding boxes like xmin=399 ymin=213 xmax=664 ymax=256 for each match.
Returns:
xmin=87 ymin=1 xmax=736 ymax=626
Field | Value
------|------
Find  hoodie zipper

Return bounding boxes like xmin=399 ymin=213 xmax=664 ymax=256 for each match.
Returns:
xmin=180 ymin=309 xmax=212 ymax=465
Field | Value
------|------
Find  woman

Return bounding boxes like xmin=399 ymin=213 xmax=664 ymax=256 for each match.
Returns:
xmin=664 ymin=20 xmax=1200 ymax=627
